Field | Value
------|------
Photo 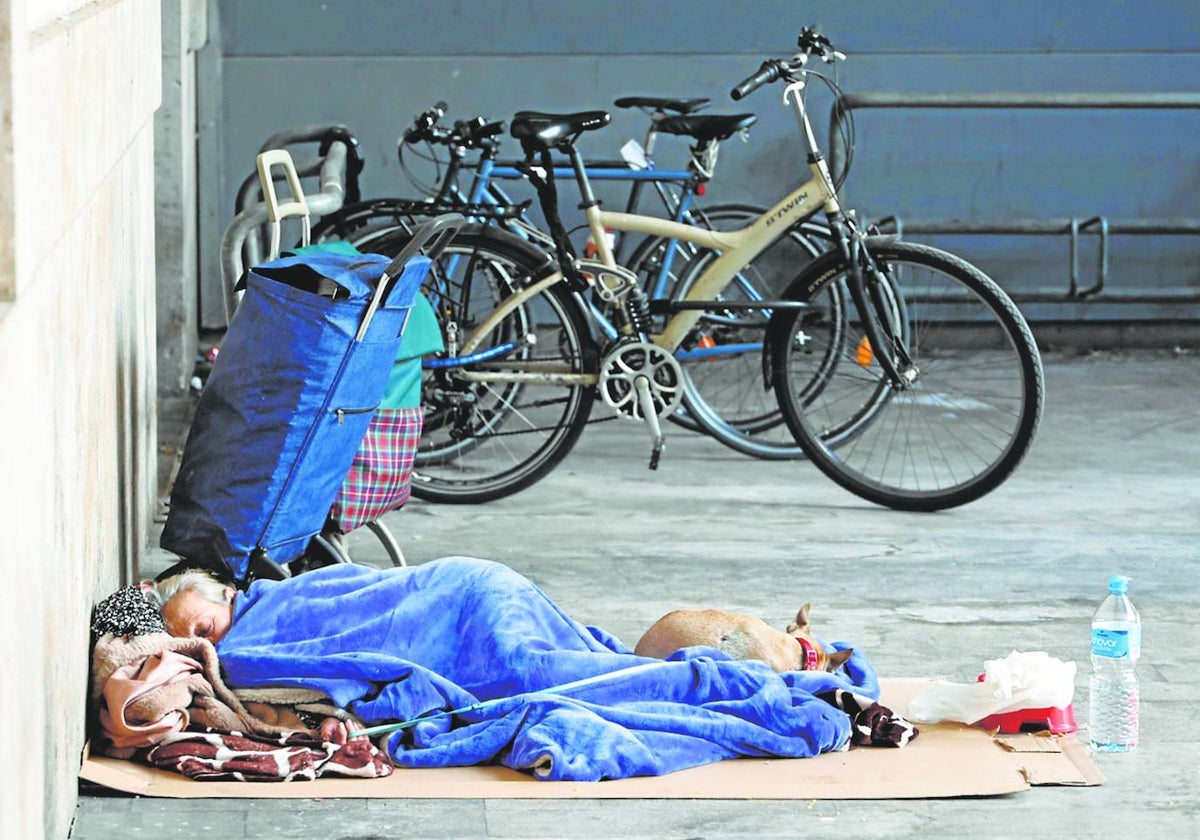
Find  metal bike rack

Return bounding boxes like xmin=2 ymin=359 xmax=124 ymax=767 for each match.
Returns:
xmin=828 ymin=92 xmax=1200 ymax=303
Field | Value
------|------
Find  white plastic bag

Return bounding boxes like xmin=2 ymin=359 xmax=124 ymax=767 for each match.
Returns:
xmin=908 ymin=650 xmax=1076 ymax=724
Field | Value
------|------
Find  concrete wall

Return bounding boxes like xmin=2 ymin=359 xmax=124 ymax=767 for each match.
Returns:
xmin=0 ymin=0 xmax=161 ymax=837
xmin=156 ymin=1 xmax=207 ymax=397
xmin=201 ymin=0 xmax=1200 ymax=335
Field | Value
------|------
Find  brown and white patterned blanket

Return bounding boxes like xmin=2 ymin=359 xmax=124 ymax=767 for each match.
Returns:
xmin=90 ymin=630 xmax=392 ymax=781
xmin=133 ymin=728 xmax=392 ymax=781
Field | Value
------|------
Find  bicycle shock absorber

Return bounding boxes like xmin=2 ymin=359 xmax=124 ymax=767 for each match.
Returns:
xmin=625 ymin=285 xmax=653 ymax=337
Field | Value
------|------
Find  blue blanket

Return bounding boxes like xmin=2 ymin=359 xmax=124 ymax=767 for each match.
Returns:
xmin=216 ymin=557 xmax=879 ymax=781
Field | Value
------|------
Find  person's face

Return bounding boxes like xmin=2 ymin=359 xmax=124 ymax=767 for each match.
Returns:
xmin=162 ymin=586 xmax=236 ymax=643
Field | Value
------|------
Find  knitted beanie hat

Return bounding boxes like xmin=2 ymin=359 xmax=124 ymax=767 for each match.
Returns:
xmin=91 ymin=585 xmax=167 ymax=638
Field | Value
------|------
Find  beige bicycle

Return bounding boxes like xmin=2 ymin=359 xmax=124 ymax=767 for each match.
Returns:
xmin=388 ymin=25 xmax=1044 ymax=511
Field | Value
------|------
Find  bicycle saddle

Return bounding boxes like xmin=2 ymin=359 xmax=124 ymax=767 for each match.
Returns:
xmin=510 ymin=110 xmax=611 ymax=151
xmin=613 ymin=96 xmax=710 ymax=115
xmin=656 ymin=113 xmax=758 ymax=143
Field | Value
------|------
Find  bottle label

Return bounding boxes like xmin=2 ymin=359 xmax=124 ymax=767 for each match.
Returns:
xmin=1091 ymin=627 xmax=1142 ymax=658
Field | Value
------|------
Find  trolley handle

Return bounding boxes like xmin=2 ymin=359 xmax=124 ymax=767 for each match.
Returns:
xmin=381 ymin=212 xmax=465 ymax=279
xmin=357 ymin=213 xmax=466 ymax=342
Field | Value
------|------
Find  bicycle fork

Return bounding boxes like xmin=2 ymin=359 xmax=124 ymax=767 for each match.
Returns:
xmin=830 ymin=216 xmax=916 ymax=389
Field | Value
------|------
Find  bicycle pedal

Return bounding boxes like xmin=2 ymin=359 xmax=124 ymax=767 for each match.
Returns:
xmin=648 ymin=443 xmax=663 ymax=471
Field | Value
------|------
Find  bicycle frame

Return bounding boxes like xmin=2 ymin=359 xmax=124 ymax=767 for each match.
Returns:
xmin=476 ymin=159 xmax=713 ymax=301
xmin=435 ymin=146 xmax=723 ymax=345
xmin=452 ymin=80 xmax=842 ymax=382
xmin=466 ymin=152 xmax=708 ymax=257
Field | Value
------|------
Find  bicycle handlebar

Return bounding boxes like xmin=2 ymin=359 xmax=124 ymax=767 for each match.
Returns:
xmin=453 ymin=116 xmax=507 ymax=148
xmin=730 ymin=25 xmax=844 ymax=100
xmin=796 ymin=25 xmax=844 ymax=64
xmin=730 ymin=59 xmax=788 ymax=101
xmin=238 ymin=124 xmax=364 ymax=212
xmin=400 ymin=103 xmax=507 ymax=154
xmin=401 ymin=101 xmax=449 ymax=144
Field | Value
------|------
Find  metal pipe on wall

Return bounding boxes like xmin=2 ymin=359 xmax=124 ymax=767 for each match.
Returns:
xmin=828 ymin=93 xmax=1200 ymax=304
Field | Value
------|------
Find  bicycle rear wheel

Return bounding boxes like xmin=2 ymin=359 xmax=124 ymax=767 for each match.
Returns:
xmin=670 ymin=221 xmax=837 ymax=460
xmin=773 ymin=240 xmax=1043 ymax=511
xmin=371 ymin=226 xmax=598 ymax=503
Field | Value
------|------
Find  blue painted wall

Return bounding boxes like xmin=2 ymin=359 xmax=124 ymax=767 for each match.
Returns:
xmin=201 ymin=0 xmax=1200 ymax=330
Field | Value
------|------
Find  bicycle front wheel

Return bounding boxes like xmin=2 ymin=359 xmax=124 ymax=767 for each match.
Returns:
xmin=773 ymin=240 xmax=1043 ymax=511
xmin=371 ymin=226 xmax=598 ymax=503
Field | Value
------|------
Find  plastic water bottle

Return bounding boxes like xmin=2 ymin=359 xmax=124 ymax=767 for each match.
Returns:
xmin=1088 ymin=574 xmax=1141 ymax=752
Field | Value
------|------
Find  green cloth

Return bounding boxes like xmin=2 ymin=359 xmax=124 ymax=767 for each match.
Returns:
xmin=282 ymin=240 xmax=443 ymax=409
xmin=381 ymin=293 xmax=442 ymax=409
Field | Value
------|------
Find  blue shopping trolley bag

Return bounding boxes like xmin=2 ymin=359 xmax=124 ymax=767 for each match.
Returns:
xmin=161 ymin=216 xmax=460 ymax=583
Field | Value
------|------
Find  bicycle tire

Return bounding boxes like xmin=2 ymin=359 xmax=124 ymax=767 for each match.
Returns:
xmin=311 ymin=201 xmax=424 ymax=245
xmin=772 ymin=239 xmax=1044 ymax=511
xmin=673 ymin=216 xmax=839 ymax=460
xmin=369 ymin=225 xmax=598 ymax=504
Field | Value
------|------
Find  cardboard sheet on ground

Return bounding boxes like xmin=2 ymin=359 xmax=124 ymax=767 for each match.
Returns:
xmin=79 ymin=679 xmax=1103 ymax=799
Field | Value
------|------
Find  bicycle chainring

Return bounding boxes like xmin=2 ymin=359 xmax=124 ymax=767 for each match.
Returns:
xmin=598 ymin=339 xmax=684 ymax=420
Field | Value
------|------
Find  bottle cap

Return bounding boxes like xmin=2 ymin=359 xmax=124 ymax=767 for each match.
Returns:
xmin=1107 ymin=574 xmax=1130 ymax=595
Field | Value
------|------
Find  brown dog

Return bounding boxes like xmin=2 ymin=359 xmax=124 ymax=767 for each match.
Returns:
xmin=634 ymin=604 xmax=852 ymax=673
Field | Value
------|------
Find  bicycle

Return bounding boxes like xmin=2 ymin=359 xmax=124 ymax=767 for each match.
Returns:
xmin=311 ymin=101 xmax=836 ymax=460
xmin=380 ymin=24 xmax=1043 ymax=512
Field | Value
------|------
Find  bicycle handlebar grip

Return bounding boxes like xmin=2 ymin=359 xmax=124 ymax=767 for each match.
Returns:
xmin=476 ymin=119 xmax=506 ymax=140
xmin=456 ymin=117 xmax=506 ymax=147
xmin=402 ymin=101 xmax=449 ymax=144
xmin=731 ymin=60 xmax=783 ymax=100
xmin=318 ymin=126 xmax=364 ymax=203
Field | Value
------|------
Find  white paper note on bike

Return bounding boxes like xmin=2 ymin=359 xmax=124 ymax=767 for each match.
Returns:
xmin=620 ymin=139 xmax=649 ymax=170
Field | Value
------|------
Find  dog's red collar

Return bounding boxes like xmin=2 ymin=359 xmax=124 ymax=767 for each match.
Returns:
xmin=796 ymin=637 xmax=820 ymax=671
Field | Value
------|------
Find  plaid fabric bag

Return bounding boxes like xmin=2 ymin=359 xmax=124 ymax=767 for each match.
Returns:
xmin=327 ymin=405 xmax=423 ymax=532
xmin=327 ymin=293 xmax=442 ymax=533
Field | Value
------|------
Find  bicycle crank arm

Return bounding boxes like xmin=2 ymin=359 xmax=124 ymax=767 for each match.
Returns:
xmin=634 ymin=375 xmax=666 ymax=470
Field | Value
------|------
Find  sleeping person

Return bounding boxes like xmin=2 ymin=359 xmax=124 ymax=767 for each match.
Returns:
xmin=146 ymin=556 xmax=899 ymax=781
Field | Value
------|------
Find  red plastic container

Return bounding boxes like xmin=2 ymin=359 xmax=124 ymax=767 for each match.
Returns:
xmin=972 ymin=674 xmax=1078 ymax=734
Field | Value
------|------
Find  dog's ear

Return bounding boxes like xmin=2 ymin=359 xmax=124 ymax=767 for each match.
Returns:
xmin=825 ymin=647 xmax=853 ymax=672
xmin=792 ymin=603 xmax=812 ymax=633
